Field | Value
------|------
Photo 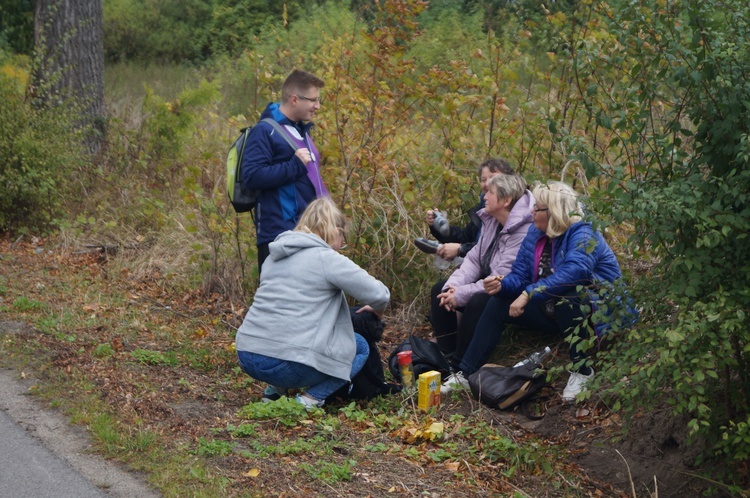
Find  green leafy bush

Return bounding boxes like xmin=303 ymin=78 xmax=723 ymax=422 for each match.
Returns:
xmin=568 ymin=0 xmax=750 ymax=486
xmin=0 ymin=71 xmax=86 ymax=233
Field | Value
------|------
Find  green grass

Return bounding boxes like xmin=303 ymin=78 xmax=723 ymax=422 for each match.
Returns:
xmin=105 ymin=62 xmax=203 ymax=107
xmin=298 ymin=459 xmax=357 ymax=484
xmin=13 ymin=296 xmax=44 ymax=311
xmin=195 ymin=437 xmax=234 ymax=457
xmin=236 ymin=396 xmax=319 ymax=427
xmin=130 ymin=348 xmax=179 ymax=367
xmin=93 ymin=343 xmax=116 ymax=358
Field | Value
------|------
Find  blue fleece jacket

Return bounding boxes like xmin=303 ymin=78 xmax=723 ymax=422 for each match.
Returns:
xmin=241 ymin=103 xmax=321 ymax=245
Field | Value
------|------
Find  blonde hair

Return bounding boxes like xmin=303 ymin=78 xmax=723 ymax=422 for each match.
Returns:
xmin=487 ymin=173 xmax=527 ymax=205
xmin=532 ymin=181 xmax=583 ymax=238
xmin=294 ymin=197 xmax=346 ymax=246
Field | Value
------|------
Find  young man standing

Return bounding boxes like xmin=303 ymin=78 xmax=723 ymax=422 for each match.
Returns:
xmin=241 ymin=69 xmax=328 ymax=271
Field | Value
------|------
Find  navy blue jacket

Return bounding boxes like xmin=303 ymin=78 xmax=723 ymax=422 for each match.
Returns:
xmin=241 ymin=103 xmax=319 ymax=245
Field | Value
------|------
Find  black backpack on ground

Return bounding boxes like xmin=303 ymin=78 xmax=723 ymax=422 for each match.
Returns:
xmin=327 ymin=308 xmax=402 ymax=402
xmin=467 ymin=362 xmax=550 ymax=419
xmin=387 ymin=335 xmax=451 ymax=383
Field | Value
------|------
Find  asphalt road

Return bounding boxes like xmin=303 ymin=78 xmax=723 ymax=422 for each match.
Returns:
xmin=0 ymin=322 xmax=159 ymax=498
xmin=0 ymin=407 xmax=106 ymax=497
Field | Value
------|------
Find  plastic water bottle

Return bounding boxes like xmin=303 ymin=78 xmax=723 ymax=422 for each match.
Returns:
xmin=433 ymin=253 xmax=450 ymax=270
xmin=432 ymin=211 xmax=450 ymax=237
xmin=397 ymin=351 xmax=415 ymax=387
xmin=514 ymin=346 xmax=552 ymax=367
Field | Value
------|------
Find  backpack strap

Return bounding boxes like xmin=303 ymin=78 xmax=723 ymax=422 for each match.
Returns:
xmin=261 ymin=118 xmax=300 ymax=151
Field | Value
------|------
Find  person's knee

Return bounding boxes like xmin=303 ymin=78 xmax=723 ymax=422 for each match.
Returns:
xmin=354 ymin=333 xmax=370 ymax=356
xmin=479 ymin=295 xmax=513 ymax=324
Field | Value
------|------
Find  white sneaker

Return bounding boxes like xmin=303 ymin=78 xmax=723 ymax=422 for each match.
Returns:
xmin=440 ymin=371 xmax=469 ymax=394
xmin=562 ymin=369 xmax=595 ymax=402
xmin=295 ymin=393 xmax=325 ymax=409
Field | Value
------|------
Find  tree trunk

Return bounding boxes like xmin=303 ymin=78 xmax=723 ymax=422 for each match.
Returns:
xmin=33 ymin=0 xmax=105 ymax=154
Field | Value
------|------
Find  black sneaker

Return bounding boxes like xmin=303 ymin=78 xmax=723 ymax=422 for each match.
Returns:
xmin=414 ymin=238 xmax=440 ymax=254
xmin=261 ymin=385 xmax=287 ymax=402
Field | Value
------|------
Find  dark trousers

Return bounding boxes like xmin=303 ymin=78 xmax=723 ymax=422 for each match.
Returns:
xmin=458 ymin=291 xmax=591 ymax=375
xmin=257 ymin=242 xmax=270 ymax=275
xmin=429 ymin=279 xmax=492 ymax=369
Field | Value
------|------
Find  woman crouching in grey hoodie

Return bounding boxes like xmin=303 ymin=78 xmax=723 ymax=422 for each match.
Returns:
xmin=235 ymin=197 xmax=390 ymax=408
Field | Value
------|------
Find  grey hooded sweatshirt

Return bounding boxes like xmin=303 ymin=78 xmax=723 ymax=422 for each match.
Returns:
xmin=235 ymin=230 xmax=390 ymax=381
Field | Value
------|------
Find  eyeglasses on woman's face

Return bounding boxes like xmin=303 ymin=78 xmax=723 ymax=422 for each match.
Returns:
xmin=338 ymin=228 xmax=348 ymax=250
xmin=533 ymin=204 xmax=549 ymax=213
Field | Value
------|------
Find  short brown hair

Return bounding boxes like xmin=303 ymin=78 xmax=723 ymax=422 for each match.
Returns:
xmin=478 ymin=158 xmax=515 ymax=177
xmin=281 ymin=69 xmax=325 ymax=103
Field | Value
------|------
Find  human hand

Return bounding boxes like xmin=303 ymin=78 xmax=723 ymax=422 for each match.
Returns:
xmin=295 ymin=148 xmax=313 ymax=165
xmin=437 ymin=286 xmax=457 ymax=311
xmin=483 ymin=275 xmax=503 ymax=295
xmin=356 ymin=305 xmax=381 ymax=320
xmin=425 ymin=209 xmax=437 ymax=226
xmin=437 ymin=243 xmax=460 ymax=260
xmin=509 ymin=292 xmax=529 ymax=318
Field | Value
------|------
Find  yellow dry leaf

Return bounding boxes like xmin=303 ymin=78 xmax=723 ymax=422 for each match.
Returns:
xmin=426 ymin=422 xmax=445 ymax=441
xmin=243 ymin=468 xmax=260 ymax=477
xmin=444 ymin=461 xmax=461 ymax=472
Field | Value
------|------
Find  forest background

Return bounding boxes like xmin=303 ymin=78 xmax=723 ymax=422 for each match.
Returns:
xmin=1 ymin=0 xmax=749 ymax=494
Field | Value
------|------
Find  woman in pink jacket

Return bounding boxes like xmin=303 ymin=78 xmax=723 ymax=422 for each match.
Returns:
xmin=431 ymin=173 xmax=533 ymax=377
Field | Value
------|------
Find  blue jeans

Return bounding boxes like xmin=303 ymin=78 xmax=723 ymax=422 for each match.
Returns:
xmin=237 ymin=333 xmax=370 ymax=401
xmin=458 ymin=291 xmax=591 ymax=375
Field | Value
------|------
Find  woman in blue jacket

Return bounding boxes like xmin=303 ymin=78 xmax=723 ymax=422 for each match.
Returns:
xmin=447 ymin=181 xmax=632 ymax=401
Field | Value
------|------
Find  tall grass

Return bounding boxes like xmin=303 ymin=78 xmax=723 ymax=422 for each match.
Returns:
xmin=105 ymin=62 xmax=205 ymax=125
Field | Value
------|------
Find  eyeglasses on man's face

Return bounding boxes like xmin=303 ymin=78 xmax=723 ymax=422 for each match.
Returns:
xmin=295 ymin=94 xmax=322 ymax=104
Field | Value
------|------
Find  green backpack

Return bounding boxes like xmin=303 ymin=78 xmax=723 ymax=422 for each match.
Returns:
xmin=226 ymin=118 xmax=299 ymax=213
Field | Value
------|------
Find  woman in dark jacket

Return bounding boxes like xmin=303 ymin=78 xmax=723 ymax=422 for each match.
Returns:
xmin=421 ymin=158 xmax=516 ymax=261
xmin=443 ymin=181 xmax=636 ymax=401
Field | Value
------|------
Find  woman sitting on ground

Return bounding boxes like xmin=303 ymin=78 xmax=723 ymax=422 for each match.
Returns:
xmin=443 ymin=181 xmax=634 ymax=401
xmin=431 ymin=172 xmax=534 ymax=379
xmin=235 ymin=198 xmax=390 ymax=408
